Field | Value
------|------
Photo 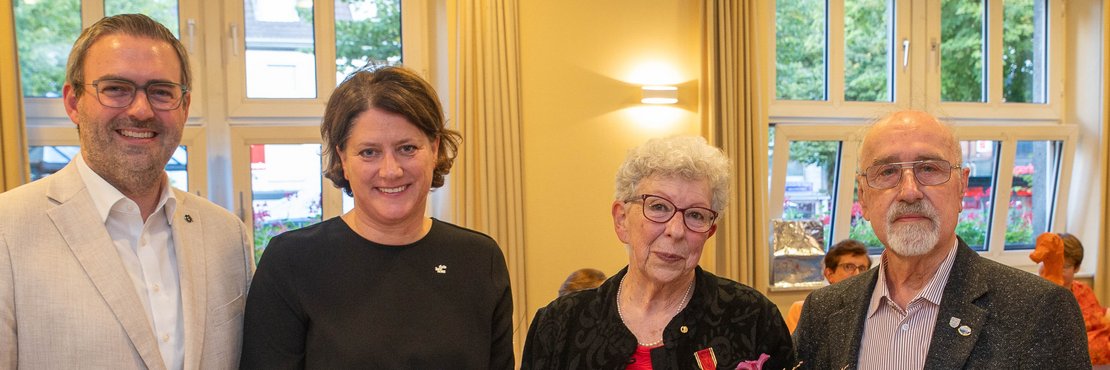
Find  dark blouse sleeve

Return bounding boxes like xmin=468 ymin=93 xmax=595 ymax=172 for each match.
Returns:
xmin=758 ymin=298 xmax=797 ymax=370
xmin=239 ymin=239 xmax=307 ymax=370
xmin=519 ymin=306 xmax=552 ymax=370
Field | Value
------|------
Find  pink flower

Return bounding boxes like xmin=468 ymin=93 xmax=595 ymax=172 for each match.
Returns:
xmin=1013 ymin=164 xmax=1035 ymax=175
xmin=736 ymin=353 xmax=770 ymax=370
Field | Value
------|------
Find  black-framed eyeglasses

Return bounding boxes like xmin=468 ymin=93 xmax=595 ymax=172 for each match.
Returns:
xmin=626 ymin=194 xmax=718 ymax=233
xmin=836 ymin=263 xmax=868 ymax=273
xmin=81 ymin=79 xmax=189 ymax=111
xmin=858 ymin=159 xmax=961 ymax=190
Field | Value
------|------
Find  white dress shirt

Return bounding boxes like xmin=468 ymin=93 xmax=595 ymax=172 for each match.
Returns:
xmin=76 ymin=155 xmax=184 ymax=370
xmin=858 ymin=240 xmax=958 ymax=370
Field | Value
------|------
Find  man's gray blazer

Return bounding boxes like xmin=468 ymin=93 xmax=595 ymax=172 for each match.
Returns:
xmin=0 ymin=162 xmax=255 ymax=369
xmin=794 ymin=239 xmax=1090 ymax=369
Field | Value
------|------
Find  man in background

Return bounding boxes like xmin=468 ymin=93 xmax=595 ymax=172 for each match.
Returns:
xmin=793 ymin=110 xmax=1088 ymax=369
xmin=0 ymin=14 xmax=253 ymax=369
xmin=784 ymin=239 xmax=871 ymax=333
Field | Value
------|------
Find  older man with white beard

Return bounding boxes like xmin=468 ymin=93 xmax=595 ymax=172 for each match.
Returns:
xmin=793 ymin=110 xmax=1089 ymax=369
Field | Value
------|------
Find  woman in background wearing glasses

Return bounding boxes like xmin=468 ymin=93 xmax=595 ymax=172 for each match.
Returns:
xmin=521 ymin=136 xmax=794 ymax=370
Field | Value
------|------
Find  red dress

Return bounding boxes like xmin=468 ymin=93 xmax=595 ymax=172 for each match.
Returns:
xmin=1070 ymin=281 xmax=1110 ymax=364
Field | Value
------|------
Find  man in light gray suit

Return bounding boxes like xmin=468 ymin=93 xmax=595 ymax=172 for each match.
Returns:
xmin=0 ymin=14 xmax=253 ymax=369
xmin=794 ymin=110 xmax=1089 ymax=369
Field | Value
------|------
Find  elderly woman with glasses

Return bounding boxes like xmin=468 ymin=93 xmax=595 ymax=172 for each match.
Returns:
xmin=521 ymin=136 xmax=794 ymax=370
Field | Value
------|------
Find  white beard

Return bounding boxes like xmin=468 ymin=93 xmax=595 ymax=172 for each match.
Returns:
xmin=885 ymin=201 xmax=940 ymax=257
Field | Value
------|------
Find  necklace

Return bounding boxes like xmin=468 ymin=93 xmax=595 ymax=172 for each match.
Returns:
xmin=616 ymin=276 xmax=694 ymax=347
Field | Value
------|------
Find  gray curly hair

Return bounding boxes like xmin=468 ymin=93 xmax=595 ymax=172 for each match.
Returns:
xmin=614 ymin=136 xmax=731 ymax=211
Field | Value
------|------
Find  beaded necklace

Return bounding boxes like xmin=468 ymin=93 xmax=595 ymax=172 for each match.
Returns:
xmin=616 ymin=276 xmax=694 ymax=347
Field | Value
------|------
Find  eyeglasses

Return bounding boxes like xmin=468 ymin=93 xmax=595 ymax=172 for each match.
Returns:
xmin=859 ymin=159 xmax=961 ymax=190
xmin=81 ymin=79 xmax=189 ymax=111
xmin=626 ymin=194 xmax=718 ymax=233
xmin=836 ymin=263 xmax=868 ymax=273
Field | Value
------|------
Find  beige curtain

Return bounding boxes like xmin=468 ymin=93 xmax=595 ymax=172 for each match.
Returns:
xmin=1098 ymin=1 xmax=1110 ymax=304
xmin=0 ymin=0 xmax=28 ymax=192
xmin=702 ymin=1 xmax=768 ymax=287
xmin=447 ymin=0 xmax=528 ymax=358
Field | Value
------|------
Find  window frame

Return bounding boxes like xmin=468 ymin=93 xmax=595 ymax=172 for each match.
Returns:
xmin=21 ymin=0 xmax=206 ymax=121
xmin=767 ymin=122 xmax=1078 ymax=285
xmin=228 ymin=125 xmax=344 ymax=236
xmin=222 ymin=0 xmax=430 ymax=118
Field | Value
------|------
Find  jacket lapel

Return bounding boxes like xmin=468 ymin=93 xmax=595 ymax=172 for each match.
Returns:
xmin=924 ymin=241 xmax=988 ymax=369
xmin=826 ymin=268 xmax=876 ymax=368
xmin=45 ymin=164 xmax=168 ymax=370
xmin=171 ymin=190 xmax=207 ymax=370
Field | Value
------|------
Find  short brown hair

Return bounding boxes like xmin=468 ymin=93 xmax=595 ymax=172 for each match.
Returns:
xmin=558 ymin=268 xmax=606 ymax=297
xmin=1059 ymin=233 xmax=1084 ymax=268
xmin=321 ymin=66 xmax=462 ymax=195
xmin=66 ymin=14 xmax=190 ymax=98
xmin=824 ymin=239 xmax=870 ymax=270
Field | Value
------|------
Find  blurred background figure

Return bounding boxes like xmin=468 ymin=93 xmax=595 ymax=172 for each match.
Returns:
xmin=558 ymin=268 xmax=607 ymax=297
xmin=784 ymin=239 xmax=871 ymax=333
xmin=1059 ymin=233 xmax=1110 ymax=365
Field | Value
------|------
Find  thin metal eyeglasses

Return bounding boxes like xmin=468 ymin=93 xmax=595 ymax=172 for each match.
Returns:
xmin=626 ymin=194 xmax=718 ymax=233
xmin=858 ymin=159 xmax=961 ymax=190
xmin=836 ymin=263 xmax=868 ymax=273
xmin=80 ymin=79 xmax=189 ymax=111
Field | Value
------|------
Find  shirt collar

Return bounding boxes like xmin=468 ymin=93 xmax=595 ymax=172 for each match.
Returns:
xmin=867 ymin=238 xmax=959 ymax=316
xmin=75 ymin=154 xmax=177 ymax=224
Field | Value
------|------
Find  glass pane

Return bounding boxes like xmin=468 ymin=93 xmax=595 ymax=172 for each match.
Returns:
xmin=848 ymin=182 xmax=884 ymax=252
xmin=165 ymin=146 xmax=188 ymax=191
xmin=334 ymin=0 xmax=402 ymax=82
xmin=28 ymin=145 xmax=188 ymax=192
xmin=14 ymin=0 xmax=81 ymax=98
xmin=250 ymin=144 xmax=322 ymax=261
xmin=104 ymin=0 xmax=180 ymax=36
xmin=244 ymin=0 xmax=318 ymax=98
xmin=941 ymin=0 xmax=986 ymax=102
xmin=844 ymin=0 xmax=893 ymax=102
xmin=783 ymin=141 xmax=840 ymax=248
xmin=957 ymin=140 xmax=999 ymax=251
xmin=1002 ymin=0 xmax=1047 ymax=104
xmin=775 ymin=0 xmax=827 ymax=101
xmin=1005 ymin=140 xmax=1061 ymax=250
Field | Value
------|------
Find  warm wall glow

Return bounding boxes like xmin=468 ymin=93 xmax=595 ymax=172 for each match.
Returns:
xmin=625 ymin=60 xmax=684 ymax=86
xmin=617 ymin=105 xmax=690 ymax=134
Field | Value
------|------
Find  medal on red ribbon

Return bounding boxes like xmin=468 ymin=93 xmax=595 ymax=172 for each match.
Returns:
xmin=694 ymin=347 xmax=717 ymax=370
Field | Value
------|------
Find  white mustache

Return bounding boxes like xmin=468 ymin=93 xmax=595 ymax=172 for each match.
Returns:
xmin=886 ymin=201 xmax=939 ymax=225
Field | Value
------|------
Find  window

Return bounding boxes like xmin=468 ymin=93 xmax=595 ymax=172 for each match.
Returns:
xmin=14 ymin=1 xmax=423 ymax=249
xmin=768 ymin=0 xmax=1073 ymax=288
xmin=225 ymin=0 xmax=405 ymax=117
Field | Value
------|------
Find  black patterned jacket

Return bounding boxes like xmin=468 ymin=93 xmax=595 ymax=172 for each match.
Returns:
xmin=521 ymin=267 xmax=795 ymax=370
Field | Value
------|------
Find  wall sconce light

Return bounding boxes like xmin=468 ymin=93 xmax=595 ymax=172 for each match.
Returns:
xmin=641 ymin=85 xmax=678 ymax=104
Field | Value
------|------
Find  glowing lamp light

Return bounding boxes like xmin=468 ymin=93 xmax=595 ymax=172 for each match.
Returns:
xmin=641 ymin=85 xmax=678 ymax=105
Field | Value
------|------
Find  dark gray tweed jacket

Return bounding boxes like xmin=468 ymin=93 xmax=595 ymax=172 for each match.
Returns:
xmin=793 ymin=238 xmax=1090 ymax=369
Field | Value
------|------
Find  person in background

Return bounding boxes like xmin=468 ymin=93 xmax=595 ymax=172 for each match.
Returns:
xmin=1059 ymin=233 xmax=1110 ymax=364
xmin=559 ymin=268 xmax=607 ymax=297
xmin=793 ymin=110 xmax=1089 ymax=369
xmin=522 ymin=136 xmax=794 ymax=369
xmin=239 ymin=65 xmax=513 ymax=369
xmin=0 ymin=14 xmax=254 ymax=369
xmin=784 ymin=239 xmax=872 ymax=333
